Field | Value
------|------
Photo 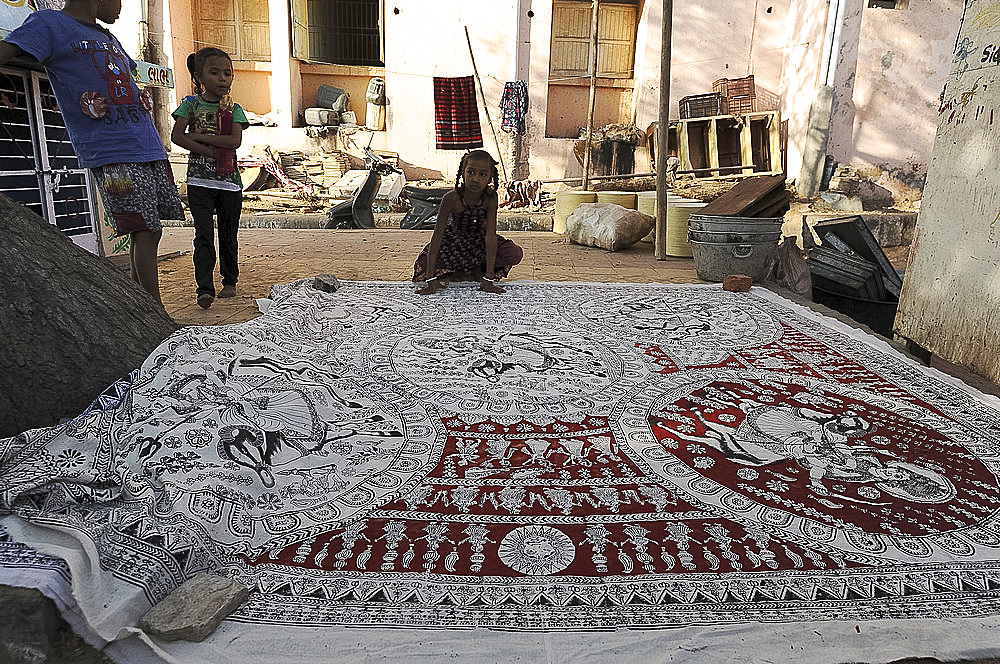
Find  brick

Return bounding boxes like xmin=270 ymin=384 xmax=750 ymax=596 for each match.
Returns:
xmin=723 ymin=274 xmax=753 ymax=292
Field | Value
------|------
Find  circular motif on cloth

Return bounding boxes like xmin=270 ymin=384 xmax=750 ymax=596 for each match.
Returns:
xmin=614 ymin=370 xmax=1000 ymax=563
xmin=572 ymin=289 xmax=782 ymax=363
xmin=498 ymin=525 xmax=576 ymax=575
xmin=357 ymin=320 xmax=650 ymax=415
xmin=124 ymin=329 xmax=443 ymax=547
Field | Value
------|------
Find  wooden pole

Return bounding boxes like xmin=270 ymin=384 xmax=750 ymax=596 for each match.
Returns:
xmin=581 ymin=0 xmax=600 ymax=191
xmin=654 ymin=0 xmax=673 ymax=260
xmin=143 ymin=0 xmax=170 ymax=150
xmin=465 ymin=26 xmax=509 ymax=183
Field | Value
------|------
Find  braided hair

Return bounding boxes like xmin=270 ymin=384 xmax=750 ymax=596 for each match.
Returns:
xmin=187 ymin=47 xmax=234 ymax=109
xmin=455 ymin=149 xmax=500 ymax=196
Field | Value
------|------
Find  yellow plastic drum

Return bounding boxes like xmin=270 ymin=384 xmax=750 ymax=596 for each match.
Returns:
xmin=596 ymin=190 xmax=638 ymax=209
xmin=554 ymin=190 xmax=597 ymax=234
xmin=638 ymin=192 xmax=701 ymax=244
xmin=637 ymin=191 xmax=657 ymax=218
xmin=666 ymin=200 xmax=707 ymax=257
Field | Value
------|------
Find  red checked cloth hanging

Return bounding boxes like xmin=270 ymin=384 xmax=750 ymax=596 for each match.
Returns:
xmin=433 ymin=76 xmax=484 ymax=150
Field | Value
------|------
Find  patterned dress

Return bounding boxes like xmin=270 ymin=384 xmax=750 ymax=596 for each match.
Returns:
xmin=412 ymin=191 xmax=523 ymax=281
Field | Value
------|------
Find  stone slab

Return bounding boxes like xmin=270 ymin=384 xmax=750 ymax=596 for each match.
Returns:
xmin=138 ymin=573 xmax=250 ymax=642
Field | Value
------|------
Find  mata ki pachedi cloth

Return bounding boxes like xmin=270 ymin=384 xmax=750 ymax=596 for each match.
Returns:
xmin=3 ymin=280 xmax=1000 ymax=662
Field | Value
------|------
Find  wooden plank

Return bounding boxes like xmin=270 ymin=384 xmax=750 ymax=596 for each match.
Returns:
xmin=677 ymin=122 xmax=690 ymax=172
xmin=707 ymin=119 xmax=719 ymax=174
xmin=697 ymin=174 xmax=786 ymax=216
xmin=740 ymin=121 xmax=753 ymax=175
xmin=769 ymin=115 xmax=782 ymax=173
xmin=742 ymin=188 xmax=790 ymax=216
xmin=748 ymin=198 xmax=790 ymax=219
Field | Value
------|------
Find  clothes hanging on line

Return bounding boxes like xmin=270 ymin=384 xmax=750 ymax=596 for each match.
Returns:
xmin=500 ymin=80 xmax=528 ymax=135
xmin=433 ymin=76 xmax=484 ymax=150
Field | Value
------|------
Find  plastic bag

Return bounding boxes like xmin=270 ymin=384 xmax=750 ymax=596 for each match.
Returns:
xmin=770 ymin=235 xmax=812 ymax=297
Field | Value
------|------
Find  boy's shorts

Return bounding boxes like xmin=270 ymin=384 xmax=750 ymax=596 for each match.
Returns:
xmin=91 ymin=160 xmax=184 ymax=236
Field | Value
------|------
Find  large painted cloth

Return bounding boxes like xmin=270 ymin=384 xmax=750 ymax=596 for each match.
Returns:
xmin=4 ymin=280 xmax=1000 ymax=663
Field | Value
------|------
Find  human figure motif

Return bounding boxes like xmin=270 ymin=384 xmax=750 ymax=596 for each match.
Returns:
xmin=682 ymin=400 xmax=955 ymax=502
xmin=467 ymin=331 xmax=604 ymax=380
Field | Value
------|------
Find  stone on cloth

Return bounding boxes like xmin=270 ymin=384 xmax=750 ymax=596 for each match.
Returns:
xmin=565 ymin=203 xmax=654 ymax=251
xmin=312 ymin=274 xmax=341 ymax=293
xmin=138 ymin=573 xmax=250 ymax=642
xmin=723 ymin=274 xmax=753 ymax=292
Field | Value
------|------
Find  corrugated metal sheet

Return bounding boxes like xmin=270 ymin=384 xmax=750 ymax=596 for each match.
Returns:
xmin=550 ymin=1 xmax=636 ymax=79
xmin=894 ymin=0 xmax=1000 ymax=382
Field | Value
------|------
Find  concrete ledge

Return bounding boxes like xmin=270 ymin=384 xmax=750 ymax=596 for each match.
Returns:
xmin=163 ymin=210 xmax=555 ymax=232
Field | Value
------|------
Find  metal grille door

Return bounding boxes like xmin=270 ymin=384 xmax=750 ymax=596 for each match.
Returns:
xmin=0 ymin=67 xmax=100 ymax=253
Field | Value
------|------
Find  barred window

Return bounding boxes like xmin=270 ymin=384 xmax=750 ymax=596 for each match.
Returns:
xmin=293 ymin=0 xmax=384 ymax=66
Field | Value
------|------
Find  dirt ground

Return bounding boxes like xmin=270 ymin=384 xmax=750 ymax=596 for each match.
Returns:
xmin=156 ymin=228 xmax=706 ymax=325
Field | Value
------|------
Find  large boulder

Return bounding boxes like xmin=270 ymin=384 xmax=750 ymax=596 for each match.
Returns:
xmin=0 ymin=194 xmax=179 ymax=438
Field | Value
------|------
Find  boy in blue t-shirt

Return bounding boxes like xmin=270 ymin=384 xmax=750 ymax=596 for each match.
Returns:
xmin=0 ymin=0 xmax=183 ymax=306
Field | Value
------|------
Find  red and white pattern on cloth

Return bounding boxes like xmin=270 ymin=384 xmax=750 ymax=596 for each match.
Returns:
xmin=3 ymin=281 xmax=1000 ymax=649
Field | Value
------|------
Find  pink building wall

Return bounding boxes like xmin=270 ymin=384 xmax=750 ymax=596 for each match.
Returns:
xmin=827 ymin=0 xmax=963 ymax=189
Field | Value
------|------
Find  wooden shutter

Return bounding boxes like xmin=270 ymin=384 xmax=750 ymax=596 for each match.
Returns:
xmin=291 ymin=0 xmax=310 ymax=60
xmin=597 ymin=3 xmax=635 ymax=78
xmin=196 ymin=0 xmax=238 ymax=56
xmin=195 ymin=0 xmax=270 ymax=61
xmin=239 ymin=0 xmax=271 ymax=61
xmin=549 ymin=1 xmax=636 ymax=79
xmin=550 ymin=1 xmax=594 ymax=78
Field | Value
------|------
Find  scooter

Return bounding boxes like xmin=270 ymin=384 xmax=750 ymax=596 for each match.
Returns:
xmin=324 ymin=146 xmax=401 ymax=229
xmin=399 ymin=184 xmax=451 ymax=230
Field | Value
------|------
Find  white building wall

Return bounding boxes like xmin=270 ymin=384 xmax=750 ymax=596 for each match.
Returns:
xmin=130 ymin=0 xmax=964 ymax=184
xmin=633 ymin=0 xmax=793 ymax=132
xmin=780 ymin=0 xmax=830 ymax=182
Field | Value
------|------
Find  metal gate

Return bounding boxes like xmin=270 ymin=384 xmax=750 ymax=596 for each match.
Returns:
xmin=0 ymin=66 xmax=101 ymax=254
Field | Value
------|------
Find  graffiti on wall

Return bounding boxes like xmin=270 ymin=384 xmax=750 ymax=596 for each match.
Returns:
xmin=938 ymin=79 xmax=985 ymax=127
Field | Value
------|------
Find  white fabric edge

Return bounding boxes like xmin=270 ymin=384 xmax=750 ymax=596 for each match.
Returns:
xmin=0 ymin=557 xmax=161 ymax=664
xmin=106 ymin=615 xmax=1000 ymax=664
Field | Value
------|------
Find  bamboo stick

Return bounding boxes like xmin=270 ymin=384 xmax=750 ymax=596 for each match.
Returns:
xmin=465 ymin=26 xmax=509 ymax=183
xmin=581 ymin=0 xmax=600 ymax=191
xmin=654 ymin=0 xmax=674 ymax=260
